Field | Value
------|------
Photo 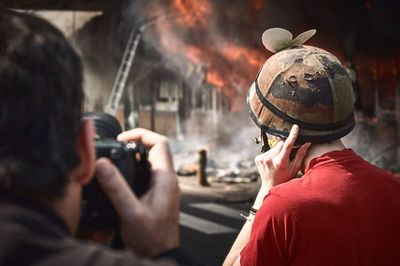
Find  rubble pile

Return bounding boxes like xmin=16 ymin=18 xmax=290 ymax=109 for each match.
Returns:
xmin=175 ymin=151 xmax=258 ymax=184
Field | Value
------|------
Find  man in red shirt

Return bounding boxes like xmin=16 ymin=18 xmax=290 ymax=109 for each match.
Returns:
xmin=224 ymin=28 xmax=400 ymax=265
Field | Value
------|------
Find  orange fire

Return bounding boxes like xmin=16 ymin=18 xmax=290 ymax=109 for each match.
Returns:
xmin=148 ymin=0 xmax=268 ymax=111
xmin=185 ymin=46 xmax=203 ymax=64
xmin=172 ymin=0 xmax=212 ymax=28
xmin=145 ymin=0 xmax=400 ymax=115
xmin=220 ymin=43 xmax=265 ymax=68
xmin=206 ymin=71 xmax=225 ymax=89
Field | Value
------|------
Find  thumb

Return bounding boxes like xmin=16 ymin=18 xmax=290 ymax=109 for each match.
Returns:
xmin=95 ymin=158 xmax=142 ymax=219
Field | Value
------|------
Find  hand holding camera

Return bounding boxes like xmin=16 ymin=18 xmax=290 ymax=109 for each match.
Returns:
xmin=82 ymin=112 xmax=180 ymax=257
xmin=80 ymin=112 xmax=151 ymax=232
xmin=114 ymin=128 xmax=180 ymax=257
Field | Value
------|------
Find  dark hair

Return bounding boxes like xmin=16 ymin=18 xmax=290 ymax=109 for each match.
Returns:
xmin=0 ymin=9 xmax=84 ymax=203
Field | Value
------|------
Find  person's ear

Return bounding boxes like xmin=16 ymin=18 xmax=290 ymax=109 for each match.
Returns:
xmin=71 ymin=118 xmax=96 ymax=185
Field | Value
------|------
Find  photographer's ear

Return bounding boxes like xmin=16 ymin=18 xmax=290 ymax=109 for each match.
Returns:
xmin=71 ymin=118 xmax=96 ymax=185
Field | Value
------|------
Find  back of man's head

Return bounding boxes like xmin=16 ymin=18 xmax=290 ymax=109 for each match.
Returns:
xmin=247 ymin=28 xmax=355 ymax=145
xmin=0 ymin=9 xmax=84 ymax=204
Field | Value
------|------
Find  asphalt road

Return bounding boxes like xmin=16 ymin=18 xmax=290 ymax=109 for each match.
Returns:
xmin=178 ymin=193 xmax=254 ymax=266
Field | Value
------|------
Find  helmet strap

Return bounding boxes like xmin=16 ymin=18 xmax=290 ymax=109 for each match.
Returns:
xmin=260 ymin=130 xmax=270 ymax=153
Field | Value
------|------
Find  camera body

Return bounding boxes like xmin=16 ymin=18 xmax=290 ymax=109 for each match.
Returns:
xmin=80 ymin=112 xmax=151 ymax=230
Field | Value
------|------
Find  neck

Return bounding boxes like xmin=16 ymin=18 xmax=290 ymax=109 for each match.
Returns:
xmin=51 ymin=182 xmax=82 ymax=234
xmin=301 ymin=139 xmax=346 ymax=173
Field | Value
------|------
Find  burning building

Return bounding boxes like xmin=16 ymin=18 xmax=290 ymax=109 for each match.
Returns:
xmin=4 ymin=0 xmax=400 ymax=171
xmin=73 ymin=0 xmax=400 ymax=170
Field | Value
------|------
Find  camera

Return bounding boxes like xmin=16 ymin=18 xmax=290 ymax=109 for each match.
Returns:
xmin=79 ymin=112 xmax=151 ymax=230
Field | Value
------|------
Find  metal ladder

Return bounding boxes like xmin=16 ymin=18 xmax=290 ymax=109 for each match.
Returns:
xmin=105 ymin=28 xmax=144 ymax=115
xmin=105 ymin=15 xmax=173 ymax=116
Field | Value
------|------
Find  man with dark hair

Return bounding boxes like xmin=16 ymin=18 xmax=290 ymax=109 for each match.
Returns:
xmin=224 ymin=28 xmax=400 ymax=265
xmin=0 ymin=8 xmax=180 ymax=265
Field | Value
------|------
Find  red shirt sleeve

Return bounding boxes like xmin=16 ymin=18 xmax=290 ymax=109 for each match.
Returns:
xmin=240 ymin=193 xmax=298 ymax=266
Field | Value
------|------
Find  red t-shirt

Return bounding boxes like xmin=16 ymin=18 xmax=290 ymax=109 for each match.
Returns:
xmin=240 ymin=149 xmax=400 ymax=266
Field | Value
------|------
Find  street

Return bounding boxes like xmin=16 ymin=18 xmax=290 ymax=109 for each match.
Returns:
xmin=178 ymin=191 xmax=255 ymax=266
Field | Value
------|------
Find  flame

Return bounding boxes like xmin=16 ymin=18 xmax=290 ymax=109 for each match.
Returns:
xmin=220 ymin=43 xmax=265 ymax=68
xmin=172 ymin=0 xmax=212 ymax=28
xmin=145 ymin=0 xmax=400 ymax=114
xmin=185 ymin=46 xmax=203 ymax=64
xmin=149 ymin=0 xmax=267 ymax=111
xmin=149 ymin=0 xmax=400 ymax=113
xmin=206 ymin=71 xmax=225 ymax=89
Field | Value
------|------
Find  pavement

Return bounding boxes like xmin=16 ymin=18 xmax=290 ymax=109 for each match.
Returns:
xmin=177 ymin=175 xmax=259 ymax=266
xmin=178 ymin=175 xmax=261 ymax=203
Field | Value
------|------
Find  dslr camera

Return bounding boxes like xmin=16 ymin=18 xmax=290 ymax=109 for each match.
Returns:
xmin=80 ymin=112 xmax=151 ymax=230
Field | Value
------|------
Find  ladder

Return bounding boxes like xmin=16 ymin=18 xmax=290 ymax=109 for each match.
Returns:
xmin=105 ymin=15 xmax=174 ymax=116
xmin=105 ymin=28 xmax=144 ymax=115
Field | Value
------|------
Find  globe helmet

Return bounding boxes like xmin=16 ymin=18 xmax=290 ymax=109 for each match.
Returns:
xmin=248 ymin=28 xmax=355 ymax=150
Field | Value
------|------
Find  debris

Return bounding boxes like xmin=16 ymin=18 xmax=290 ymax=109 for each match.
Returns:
xmin=197 ymin=149 xmax=209 ymax=186
xmin=177 ymin=163 xmax=198 ymax=176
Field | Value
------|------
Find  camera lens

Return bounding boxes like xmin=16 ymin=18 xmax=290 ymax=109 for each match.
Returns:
xmin=84 ymin=112 xmax=122 ymax=139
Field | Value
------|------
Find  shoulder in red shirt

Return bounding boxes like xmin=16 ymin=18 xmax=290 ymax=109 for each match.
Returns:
xmin=240 ymin=149 xmax=400 ymax=266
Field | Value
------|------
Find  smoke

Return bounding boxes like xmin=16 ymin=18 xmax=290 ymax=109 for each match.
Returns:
xmin=69 ymin=0 xmax=400 ymax=171
xmin=72 ymin=0 xmax=400 ymax=111
xmin=73 ymin=1 xmax=163 ymax=111
xmin=342 ymin=112 xmax=398 ymax=169
xmin=170 ymin=111 xmax=260 ymax=171
xmin=171 ymin=110 xmax=399 ymax=172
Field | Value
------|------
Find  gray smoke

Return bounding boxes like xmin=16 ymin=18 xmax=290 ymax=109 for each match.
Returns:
xmin=70 ymin=0 xmax=400 ymax=172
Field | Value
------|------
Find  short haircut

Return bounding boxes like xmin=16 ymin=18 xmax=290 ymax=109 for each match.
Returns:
xmin=0 ymin=9 xmax=84 ymax=203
